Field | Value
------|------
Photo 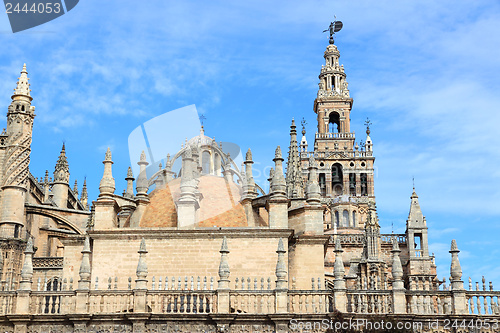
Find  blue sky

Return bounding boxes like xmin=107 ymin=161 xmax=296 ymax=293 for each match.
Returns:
xmin=1 ymin=1 xmax=500 ymax=287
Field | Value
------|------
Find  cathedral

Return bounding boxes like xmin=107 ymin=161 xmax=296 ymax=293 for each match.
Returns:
xmin=0 ymin=30 xmax=498 ymax=333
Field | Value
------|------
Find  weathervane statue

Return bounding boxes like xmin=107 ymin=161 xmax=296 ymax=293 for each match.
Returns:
xmin=323 ymin=17 xmax=343 ymax=44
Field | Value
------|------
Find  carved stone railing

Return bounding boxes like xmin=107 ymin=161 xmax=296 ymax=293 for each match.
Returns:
xmin=288 ymin=291 xmax=331 ymax=314
xmin=33 ymin=257 xmax=64 ymax=269
xmin=346 ymin=290 xmax=392 ymax=314
xmin=4 ymin=287 xmax=500 ymax=317
xmin=380 ymin=234 xmax=406 ymax=244
xmin=230 ymin=290 xmax=275 ymax=314
xmin=30 ymin=291 xmax=76 ymax=314
xmin=406 ymin=291 xmax=452 ymax=315
xmin=0 ymin=292 xmax=15 ymax=315
xmin=466 ymin=291 xmax=500 ymax=315
xmin=315 ymin=132 xmax=355 ymax=140
xmin=89 ymin=291 xmax=133 ymax=314
xmin=301 ymin=150 xmax=374 ymax=159
xmin=148 ymin=290 xmax=216 ymax=314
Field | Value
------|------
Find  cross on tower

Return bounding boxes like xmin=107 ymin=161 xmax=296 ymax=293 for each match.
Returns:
xmin=200 ymin=114 xmax=206 ymax=127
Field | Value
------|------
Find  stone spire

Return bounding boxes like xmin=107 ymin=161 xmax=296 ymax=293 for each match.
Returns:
xmin=54 ymin=143 xmax=70 ymax=183
xmin=450 ymin=239 xmax=463 ymax=290
xmin=217 ymin=237 xmax=230 ymax=289
xmin=243 ymin=149 xmax=257 ymax=199
xmin=125 ymin=167 xmax=135 ymax=198
xmin=270 ymin=146 xmax=286 ymax=198
xmin=407 ymin=188 xmax=425 ymax=227
xmin=73 ymin=180 xmax=79 ymax=196
xmin=78 ymin=236 xmax=91 ymax=290
xmin=19 ymin=237 xmax=34 ymax=291
xmin=286 ymin=119 xmax=302 ymax=198
xmin=306 ymin=155 xmax=321 ymax=206
xmin=136 ymin=151 xmax=149 ymax=197
xmin=391 ymin=237 xmax=404 ymax=289
xmin=43 ymin=170 xmax=50 ymax=202
xmin=98 ymin=147 xmax=115 ymax=196
xmin=333 ymin=237 xmax=346 ymax=289
xmin=135 ymin=238 xmax=148 ymax=289
xmin=12 ymin=64 xmax=32 ymax=100
xmin=275 ymin=238 xmax=287 ymax=289
xmin=80 ymin=178 xmax=88 ymax=210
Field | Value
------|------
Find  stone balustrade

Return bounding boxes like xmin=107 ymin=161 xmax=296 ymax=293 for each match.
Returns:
xmin=466 ymin=291 xmax=500 ymax=315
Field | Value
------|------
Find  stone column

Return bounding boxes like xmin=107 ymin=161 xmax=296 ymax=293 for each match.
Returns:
xmin=333 ymin=237 xmax=346 ymax=312
xmin=217 ymin=237 xmax=230 ymax=314
xmin=76 ymin=236 xmax=91 ymax=313
xmin=391 ymin=237 xmax=406 ymax=314
xmin=16 ymin=238 xmax=33 ymax=314
xmin=450 ymin=239 xmax=466 ymax=314
xmin=134 ymin=238 xmax=148 ymax=313
xmin=269 ymin=147 xmax=288 ymax=229
xmin=275 ymin=238 xmax=288 ymax=313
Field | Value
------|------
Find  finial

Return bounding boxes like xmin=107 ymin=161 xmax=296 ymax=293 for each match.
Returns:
xmin=104 ymin=147 xmax=112 ymax=161
xmin=126 ymin=166 xmax=133 ymax=178
xmin=364 ymin=117 xmax=372 ymax=135
xmin=140 ymin=150 xmax=146 ymax=162
xmin=246 ymin=148 xmax=252 ymax=161
xmin=220 ymin=236 xmax=229 ymax=253
xmin=301 ymin=118 xmax=307 ymax=136
xmin=275 ymin=146 xmax=282 ymax=159
xmin=277 ymin=238 xmax=285 ymax=253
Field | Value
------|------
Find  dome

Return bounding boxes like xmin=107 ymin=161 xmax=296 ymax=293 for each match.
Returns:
xmin=139 ymin=175 xmax=255 ymax=228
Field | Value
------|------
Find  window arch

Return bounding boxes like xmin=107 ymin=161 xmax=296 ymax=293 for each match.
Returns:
xmin=328 ymin=112 xmax=340 ymax=133
xmin=342 ymin=210 xmax=349 ymax=227
xmin=352 ymin=211 xmax=357 ymax=227
xmin=201 ymin=151 xmax=210 ymax=174
xmin=334 ymin=211 xmax=340 ymax=228
xmin=331 ymin=163 xmax=343 ymax=195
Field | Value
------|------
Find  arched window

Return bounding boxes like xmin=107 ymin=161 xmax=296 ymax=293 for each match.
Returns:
xmin=202 ymin=151 xmax=210 ymax=174
xmin=334 ymin=211 xmax=340 ymax=228
xmin=352 ymin=211 xmax=357 ymax=227
xmin=349 ymin=173 xmax=356 ymax=196
xmin=319 ymin=173 xmax=326 ymax=196
xmin=343 ymin=210 xmax=349 ymax=227
xmin=328 ymin=112 xmax=340 ymax=133
xmin=360 ymin=173 xmax=368 ymax=196
xmin=332 ymin=163 xmax=343 ymax=195
xmin=214 ymin=153 xmax=221 ymax=176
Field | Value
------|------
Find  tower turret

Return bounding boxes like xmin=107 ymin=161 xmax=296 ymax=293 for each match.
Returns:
xmin=52 ymin=143 xmax=70 ymax=208
xmin=0 ymin=64 xmax=36 ymax=239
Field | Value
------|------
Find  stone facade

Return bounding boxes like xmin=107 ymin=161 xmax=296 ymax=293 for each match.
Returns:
xmin=0 ymin=37 xmax=497 ymax=333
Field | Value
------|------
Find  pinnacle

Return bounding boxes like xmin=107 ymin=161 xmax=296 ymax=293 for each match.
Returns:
xmin=245 ymin=148 xmax=252 ymax=161
xmin=275 ymin=146 xmax=282 ymax=159
xmin=25 ymin=237 xmax=34 ymax=253
xmin=220 ymin=236 xmax=229 ymax=253
xmin=104 ymin=147 xmax=112 ymax=161
xmin=138 ymin=238 xmax=147 ymax=253
xmin=127 ymin=166 xmax=133 ymax=178
xmin=335 ymin=237 xmax=342 ymax=252
xmin=277 ymin=238 xmax=285 ymax=253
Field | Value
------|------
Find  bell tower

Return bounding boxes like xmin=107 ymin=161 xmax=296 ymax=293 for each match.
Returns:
xmin=300 ymin=25 xmax=376 ymax=231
